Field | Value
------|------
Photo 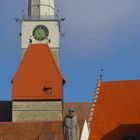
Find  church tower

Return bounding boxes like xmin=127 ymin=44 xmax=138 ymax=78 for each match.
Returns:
xmin=12 ymin=0 xmax=64 ymax=122
xmin=21 ymin=0 xmax=60 ymax=63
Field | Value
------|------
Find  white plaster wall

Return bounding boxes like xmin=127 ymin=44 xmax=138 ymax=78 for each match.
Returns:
xmin=21 ymin=20 xmax=60 ymax=49
xmin=12 ymin=101 xmax=62 ymax=122
xmin=13 ymin=101 xmax=62 ymax=110
xmin=31 ymin=0 xmax=40 ymax=17
xmin=12 ymin=110 xmax=62 ymax=122
xmin=80 ymin=120 xmax=89 ymax=140
xmin=40 ymin=0 xmax=54 ymax=16
xmin=29 ymin=0 xmax=54 ymax=17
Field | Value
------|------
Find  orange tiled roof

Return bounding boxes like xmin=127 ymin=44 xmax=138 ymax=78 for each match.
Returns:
xmin=12 ymin=44 xmax=64 ymax=101
xmin=89 ymin=80 xmax=140 ymax=140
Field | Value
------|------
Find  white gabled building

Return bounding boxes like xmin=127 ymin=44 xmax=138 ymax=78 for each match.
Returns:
xmin=80 ymin=120 xmax=89 ymax=140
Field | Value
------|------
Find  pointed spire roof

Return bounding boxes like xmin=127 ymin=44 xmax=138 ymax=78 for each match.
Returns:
xmin=12 ymin=44 xmax=64 ymax=100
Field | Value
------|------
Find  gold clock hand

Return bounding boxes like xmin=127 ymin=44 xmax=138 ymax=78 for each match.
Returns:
xmin=37 ymin=30 xmax=42 ymax=38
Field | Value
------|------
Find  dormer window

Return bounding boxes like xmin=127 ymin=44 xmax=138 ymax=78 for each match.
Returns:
xmin=43 ymin=87 xmax=52 ymax=95
xmin=43 ymin=81 xmax=52 ymax=95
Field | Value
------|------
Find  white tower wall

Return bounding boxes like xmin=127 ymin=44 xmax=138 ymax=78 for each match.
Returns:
xmin=28 ymin=0 xmax=55 ymax=18
xmin=23 ymin=0 xmax=60 ymax=63
xmin=21 ymin=20 xmax=60 ymax=63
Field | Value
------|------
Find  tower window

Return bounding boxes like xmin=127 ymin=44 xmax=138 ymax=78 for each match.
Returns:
xmin=43 ymin=87 xmax=52 ymax=95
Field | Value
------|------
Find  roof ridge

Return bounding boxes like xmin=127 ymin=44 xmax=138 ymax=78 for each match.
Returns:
xmin=102 ymin=79 xmax=140 ymax=83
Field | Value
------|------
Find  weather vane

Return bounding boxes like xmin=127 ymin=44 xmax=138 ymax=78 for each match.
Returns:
xmin=14 ymin=9 xmax=25 ymax=37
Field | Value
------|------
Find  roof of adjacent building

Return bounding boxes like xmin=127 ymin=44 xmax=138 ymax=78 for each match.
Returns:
xmin=89 ymin=80 xmax=140 ymax=140
xmin=0 ymin=120 xmax=85 ymax=140
xmin=0 ymin=121 xmax=64 ymax=140
xmin=12 ymin=44 xmax=64 ymax=101
xmin=63 ymin=102 xmax=90 ymax=121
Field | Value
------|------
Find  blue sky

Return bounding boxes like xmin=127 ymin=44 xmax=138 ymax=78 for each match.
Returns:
xmin=0 ymin=0 xmax=140 ymax=102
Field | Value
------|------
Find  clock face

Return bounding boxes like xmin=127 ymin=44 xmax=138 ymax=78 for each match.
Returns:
xmin=32 ymin=25 xmax=49 ymax=41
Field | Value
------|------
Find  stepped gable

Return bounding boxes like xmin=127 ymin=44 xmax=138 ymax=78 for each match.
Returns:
xmin=89 ymin=80 xmax=140 ymax=140
xmin=12 ymin=44 xmax=64 ymax=101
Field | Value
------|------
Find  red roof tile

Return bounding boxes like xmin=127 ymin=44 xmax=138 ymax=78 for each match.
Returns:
xmin=12 ymin=44 xmax=64 ymax=101
xmin=0 ymin=120 xmax=86 ymax=140
xmin=63 ymin=102 xmax=90 ymax=121
xmin=89 ymin=80 xmax=140 ymax=140
xmin=0 ymin=121 xmax=64 ymax=140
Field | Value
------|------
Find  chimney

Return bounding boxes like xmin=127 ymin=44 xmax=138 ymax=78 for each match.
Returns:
xmin=63 ymin=108 xmax=80 ymax=140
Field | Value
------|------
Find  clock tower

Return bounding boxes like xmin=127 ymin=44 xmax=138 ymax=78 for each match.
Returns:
xmin=12 ymin=0 xmax=64 ymax=122
xmin=21 ymin=0 xmax=60 ymax=63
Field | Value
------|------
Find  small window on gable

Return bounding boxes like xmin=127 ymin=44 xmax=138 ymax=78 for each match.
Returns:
xmin=43 ymin=87 xmax=52 ymax=95
xmin=43 ymin=81 xmax=52 ymax=95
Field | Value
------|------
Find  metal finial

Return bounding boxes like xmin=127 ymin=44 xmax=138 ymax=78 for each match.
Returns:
xmin=21 ymin=9 xmax=25 ymax=17
xmin=57 ymin=9 xmax=59 ymax=13
xmin=100 ymin=74 xmax=103 ymax=81
xmin=101 ymin=68 xmax=104 ymax=72
xmin=99 ymin=68 xmax=104 ymax=81
xmin=15 ymin=18 xmax=22 ymax=23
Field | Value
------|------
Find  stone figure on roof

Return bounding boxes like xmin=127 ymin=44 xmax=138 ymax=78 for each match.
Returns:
xmin=63 ymin=108 xmax=80 ymax=140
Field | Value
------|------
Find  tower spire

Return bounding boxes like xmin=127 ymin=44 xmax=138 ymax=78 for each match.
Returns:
xmin=21 ymin=0 xmax=61 ymax=63
xmin=28 ymin=0 xmax=55 ymax=19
